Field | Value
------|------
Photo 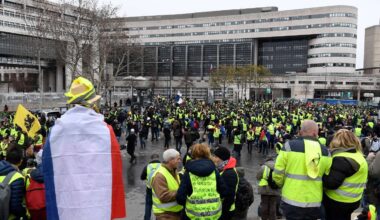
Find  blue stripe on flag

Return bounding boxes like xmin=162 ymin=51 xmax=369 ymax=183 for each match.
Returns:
xmin=42 ymin=134 xmax=59 ymax=220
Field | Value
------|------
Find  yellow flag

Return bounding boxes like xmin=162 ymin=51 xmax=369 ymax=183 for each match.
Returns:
xmin=14 ymin=104 xmax=41 ymax=138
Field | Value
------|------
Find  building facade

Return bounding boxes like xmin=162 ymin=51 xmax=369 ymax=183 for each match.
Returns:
xmin=364 ymin=25 xmax=380 ymax=75
xmin=109 ymin=5 xmax=362 ymax=100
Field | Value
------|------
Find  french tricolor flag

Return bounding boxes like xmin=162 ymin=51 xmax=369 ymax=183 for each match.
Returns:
xmin=42 ymin=105 xmax=126 ymax=220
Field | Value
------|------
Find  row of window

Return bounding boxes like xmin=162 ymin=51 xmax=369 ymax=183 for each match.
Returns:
xmin=316 ymin=33 xmax=357 ymax=38
xmin=145 ymin=38 xmax=253 ymax=46
xmin=309 ymin=43 xmax=357 ymax=49
xmin=126 ymin=12 xmax=356 ymax=32
xmin=130 ymin=22 xmax=357 ymax=39
xmin=0 ymin=8 xmax=78 ymax=22
xmin=307 ymin=53 xmax=356 ymax=58
xmin=308 ymin=63 xmax=356 ymax=68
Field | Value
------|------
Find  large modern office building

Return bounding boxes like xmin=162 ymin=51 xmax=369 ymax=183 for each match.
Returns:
xmin=110 ymin=5 xmax=365 ymax=100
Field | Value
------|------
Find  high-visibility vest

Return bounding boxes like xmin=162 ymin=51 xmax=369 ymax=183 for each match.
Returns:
xmin=232 ymin=120 xmax=238 ymax=127
xmin=272 ymin=118 xmax=278 ymax=124
xmin=325 ymin=151 xmax=368 ymax=203
xmin=0 ymin=142 xmax=8 ymax=157
xmin=292 ymin=116 xmax=298 ymax=126
xmin=255 ymin=127 xmax=262 ymax=136
xmin=368 ymin=204 xmax=377 ymax=220
xmin=221 ymin=168 xmax=239 ymax=212
xmin=234 ymin=134 xmax=241 ymax=145
xmin=185 ymin=172 xmax=222 ymax=219
xmin=268 ymin=124 xmax=275 ymax=135
xmin=354 ymin=127 xmax=362 ymax=137
xmin=318 ymin=137 xmax=327 ymax=146
xmin=259 ymin=165 xmax=270 ymax=186
xmin=242 ymin=123 xmax=247 ymax=132
xmin=211 ymin=114 xmax=216 ymax=121
xmin=35 ymin=134 xmax=43 ymax=146
xmin=213 ymin=127 xmax=221 ymax=138
xmin=275 ymin=142 xmax=283 ymax=154
xmin=146 ymin=163 xmax=161 ymax=189
xmin=17 ymin=133 xmax=25 ymax=146
xmin=273 ymin=139 xmax=331 ymax=208
xmin=368 ymin=122 xmax=374 ymax=129
xmin=152 ymin=166 xmax=183 ymax=214
xmin=286 ymin=124 xmax=292 ymax=133
xmin=247 ymin=131 xmax=255 ymax=141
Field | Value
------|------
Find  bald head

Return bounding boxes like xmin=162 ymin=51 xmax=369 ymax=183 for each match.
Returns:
xmin=300 ymin=120 xmax=319 ymax=138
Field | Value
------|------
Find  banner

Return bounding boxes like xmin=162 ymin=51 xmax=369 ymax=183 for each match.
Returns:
xmin=14 ymin=104 xmax=41 ymax=138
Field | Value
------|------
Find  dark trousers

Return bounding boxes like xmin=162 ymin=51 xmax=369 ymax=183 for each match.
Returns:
xmin=259 ymin=141 xmax=269 ymax=156
xmin=233 ymin=144 xmax=242 ymax=159
xmin=323 ymin=193 xmax=360 ymax=220
xmin=281 ymin=201 xmax=321 ymax=220
xmin=144 ymin=188 xmax=153 ymax=220
xmin=247 ymin=140 xmax=253 ymax=154
xmin=175 ymin=137 xmax=182 ymax=152
xmin=260 ymin=195 xmax=277 ymax=220
xmin=164 ymin=138 xmax=170 ymax=149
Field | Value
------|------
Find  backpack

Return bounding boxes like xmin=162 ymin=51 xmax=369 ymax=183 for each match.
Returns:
xmin=235 ymin=176 xmax=254 ymax=211
xmin=26 ymin=177 xmax=46 ymax=211
xmin=0 ymin=171 xmax=16 ymax=220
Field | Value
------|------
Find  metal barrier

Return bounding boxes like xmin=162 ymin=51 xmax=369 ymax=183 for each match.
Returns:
xmin=0 ymin=93 xmax=67 ymax=111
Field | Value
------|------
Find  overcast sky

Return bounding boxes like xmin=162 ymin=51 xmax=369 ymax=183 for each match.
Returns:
xmin=101 ymin=0 xmax=379 ymax=69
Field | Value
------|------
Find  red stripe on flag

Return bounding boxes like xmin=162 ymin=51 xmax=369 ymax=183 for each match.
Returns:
xmin=108 ymin=125 xmax=126 ymax=219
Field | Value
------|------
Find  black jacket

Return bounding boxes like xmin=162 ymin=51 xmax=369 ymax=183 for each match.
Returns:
xmin=323 ymin=148 xmax=359 ymax=190
xmin=176 ymin=159 xmax=228 ymax=219
xmin=0 ymin=160 xmax=26 ymax=218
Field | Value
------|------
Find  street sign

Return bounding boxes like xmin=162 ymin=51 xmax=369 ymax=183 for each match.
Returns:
xmin=266 ymin=88 xmax=271 ymax=94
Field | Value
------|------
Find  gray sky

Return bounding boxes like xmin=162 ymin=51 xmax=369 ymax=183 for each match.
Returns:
xmin=105 ymin=0 xmax=380 ymax=69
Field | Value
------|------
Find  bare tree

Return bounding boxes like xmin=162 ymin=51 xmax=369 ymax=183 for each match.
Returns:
xmin=239 ymin=65 xmax=271 ymax=100
xmin=209 ymin=65 xmax=235 ymax=100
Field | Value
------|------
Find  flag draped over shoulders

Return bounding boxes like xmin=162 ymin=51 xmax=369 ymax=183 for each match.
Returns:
xmin=42 ymin=105 xmax=126 ymax=220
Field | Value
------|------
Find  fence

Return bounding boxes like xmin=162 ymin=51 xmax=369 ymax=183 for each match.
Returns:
xmin=0 ymin=93 xmax=67 ymax=111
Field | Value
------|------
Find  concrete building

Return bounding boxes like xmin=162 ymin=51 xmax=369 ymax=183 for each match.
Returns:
xmin=109 ymin=5 xmax=363 ymax=100
xmin=364 ymin=25 xmax=380 ymax=75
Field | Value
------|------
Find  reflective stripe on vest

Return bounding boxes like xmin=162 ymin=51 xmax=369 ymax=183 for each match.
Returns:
xmin=259 ymin=166 xmax=270 ymax=186
xmin=152 ymin=166 xmax=183 ymax=214
xmin=146 ymin=163 xmax=161 ymax=189
xmin=185 ymin=172 xmax=222 ymax=219
xmin=325 ymin=151 xmax=368 ymax=203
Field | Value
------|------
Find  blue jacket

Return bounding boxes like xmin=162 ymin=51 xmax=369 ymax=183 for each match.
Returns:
xmin=30 ymin=164 xmax=44 ymax=183
xmin=176 ymin=159 xmax=228 ymax=214
xmin=0 ymin=160 xmax=26 ymax=218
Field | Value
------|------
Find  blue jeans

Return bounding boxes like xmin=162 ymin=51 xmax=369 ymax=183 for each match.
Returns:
xmin=144 ymin=188 xmax=153 ymax=220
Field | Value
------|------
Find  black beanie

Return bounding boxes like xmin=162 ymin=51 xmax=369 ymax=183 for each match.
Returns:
xmin=213 ymin=147 xmax=230 ymax=161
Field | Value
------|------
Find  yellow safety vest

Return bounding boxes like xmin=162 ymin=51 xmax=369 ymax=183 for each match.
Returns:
xmin=286 ymin=124 xmax=292 ymax=133
xmin=185 ymin=172 xmax=222 ymax=219
xmin=354 ymin=128 xmax=362 ymax=137
xmin=232 ymin=120 xmax=238 ymax=127
xmin=273 ymin=139 xmax=332 ymax=208
xmin=242 ymin=123 xmax=247 ymax=132
xmin=0 ymin=142 xmax=8 ymax=157
xmin=35 ymin=134 xmax=43 ymax=146
xmin=146 ymin=163 xmax=161 ymax=189
xmin=259 ymin=165 xmax=270 ymax=186
xmin=369 ymin=204 xmax=377 ymax=220
xmin=255 ymin=127 xmax=262 ymax=136
xmin=275 ymin=142 xmax=283 ymax=154
xmin=368 ymin=122 xmax=374 ymax=129
xmin=325 ymin=151 xmax=368 ymax=203
xmin=268 ymin=124 xmax=275 ymax=135
xmin=234 ymin=134 xmax=241 ymax=145
xmin=213 ymin=127 xmax=221 ymax=138
xmin=17 ymin=133 xmax=25 ymax=146
xmin=152 ymin=166 xmax=183 ymax=214
xmin=318 ymin=137 xmax=327 ymax=146
xmin=247 ymin=131 xmax=255 ymax=141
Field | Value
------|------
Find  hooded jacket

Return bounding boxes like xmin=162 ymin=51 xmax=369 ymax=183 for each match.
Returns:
xmin=220 ymin=157 xmax=239 ymax=218
xmin=0 ymin=160 xmax=26 ymax=218
xmin=176 ymin=159 xmax=228 ymax=214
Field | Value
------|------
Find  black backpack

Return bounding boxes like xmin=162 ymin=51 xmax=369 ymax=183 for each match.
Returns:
xmin=235 ymin=176 xmax=254 ymax=211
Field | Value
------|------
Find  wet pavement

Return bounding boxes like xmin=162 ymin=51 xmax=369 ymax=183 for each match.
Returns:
xmin=120 ymin=131 xmax=267 ymax=220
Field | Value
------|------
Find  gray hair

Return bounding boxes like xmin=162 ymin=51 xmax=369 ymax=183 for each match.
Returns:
xmin=163 ymin=149 xmax=179 ymax=163
xmin=300 ymin=120 xmax=318 ymax=137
